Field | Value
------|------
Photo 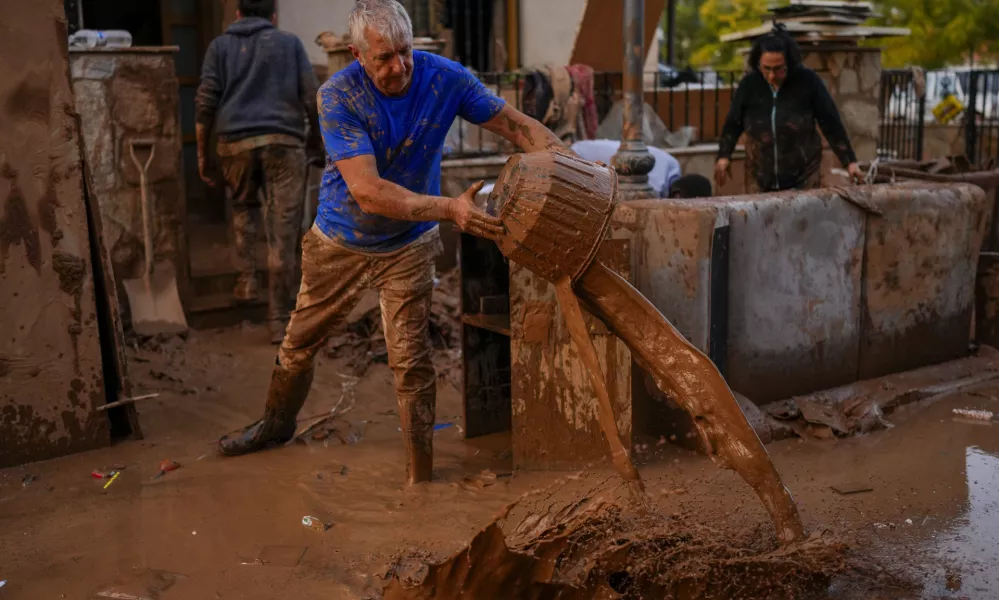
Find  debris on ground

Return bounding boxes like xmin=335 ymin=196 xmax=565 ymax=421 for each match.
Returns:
xmin=153 ymin=460 xmax=181 ymax=479
xmin=831 ymin=482 xmax=874 ymax=495
xmin=383 ymin=478 xmax=852 ymax=600
xmin=21 ymin=475 xmax=36 ymax=488
xmin=292 ymin=374 xmax=359 ymax=443
xmin=302 ymin=516 xmax=331 ymax=532
xmin=103 ymin=472 xmax=121 ymax=490
xmin=858 ymin=155 xmax=999 ymax=190
xmin=325 ymin=268 xmax=462 ymax=388
xmin=764 ymin=348 xmax=999 ymax=440
xmin=952 ymin=407 xmax=997 ymax=422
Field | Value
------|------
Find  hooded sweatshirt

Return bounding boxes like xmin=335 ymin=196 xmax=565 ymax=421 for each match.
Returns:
xmin=717 ymin=66 xmax=856 ymax=192
xmin=195 ymin=17 xmax=318 ymax=143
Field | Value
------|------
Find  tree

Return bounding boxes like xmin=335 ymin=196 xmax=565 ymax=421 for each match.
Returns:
xmin=661 ymin=0 xmax=712 ymax=67
xmin=662 ymin=0 xmax=770 ymax=70
xmin=666 ymin=0 xmax=999 ymax=71
xmin=692 ymin=0 xmax=770 ymax=70
xmin=876 ymin=0 xmax=999 ymax=68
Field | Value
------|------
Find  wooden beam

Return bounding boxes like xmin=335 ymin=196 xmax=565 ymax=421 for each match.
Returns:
xmin=506 ymin=0 xmax=519 ymax=70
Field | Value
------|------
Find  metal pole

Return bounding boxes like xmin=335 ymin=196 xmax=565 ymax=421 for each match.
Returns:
xmin=611 ymin=0 xmax=656 ymax=200
xmin=666 ymin=0 xmax=677 ymax=66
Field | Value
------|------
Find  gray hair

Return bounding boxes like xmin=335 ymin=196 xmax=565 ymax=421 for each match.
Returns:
xmin=348 ymin=0 xmax=413 ymax=52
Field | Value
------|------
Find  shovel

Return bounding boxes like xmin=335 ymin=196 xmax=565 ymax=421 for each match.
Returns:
xmin=122 ymin=140 xmax=188 ymax=337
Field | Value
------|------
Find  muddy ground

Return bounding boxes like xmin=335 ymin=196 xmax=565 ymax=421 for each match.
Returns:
xmin=1 ymin=323 xmax=998 ymax=599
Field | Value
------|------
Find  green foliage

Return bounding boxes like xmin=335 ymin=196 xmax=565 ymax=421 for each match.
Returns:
xmin=695 ymin=0 xmax=771 ymax=69
xmin=664 ymin=0 xmax=999 ymax=70
xmin=661 ymin=0 xmax=770 ymax=70
xmin=876 ymin=0 xmax=999 ymax=68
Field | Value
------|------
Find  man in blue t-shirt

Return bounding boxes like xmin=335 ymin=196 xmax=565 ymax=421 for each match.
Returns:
xmin=220 ymin=0 xmax=568 ymax=485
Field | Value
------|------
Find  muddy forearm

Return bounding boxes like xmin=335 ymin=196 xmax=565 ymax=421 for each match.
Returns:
xmin=485 ymin=106 xmax=569 ymax=154
xmin=195 ymin=123 xmax=210 ymax=165
xmin=351 ymin=177 xmax=453 ymax=222
xmin=718 ymin=77 xmax=749 ymax=160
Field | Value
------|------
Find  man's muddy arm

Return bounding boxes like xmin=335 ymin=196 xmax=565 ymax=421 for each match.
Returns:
xmin=195 ymin=40 xmax=220 ymax=184
xmin=336 ymin=154 xmax=503 ymax=239
xmin=297 ymin=40 xmax=323 ymax=159
xmin=480 ymin=105 xmax=573 ymax=154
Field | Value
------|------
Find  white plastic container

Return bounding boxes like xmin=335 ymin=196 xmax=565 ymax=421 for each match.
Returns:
xmin=69 ymin=29 xmax=133 ymax=49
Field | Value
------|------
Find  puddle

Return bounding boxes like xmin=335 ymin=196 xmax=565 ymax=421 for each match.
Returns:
xmin=923 ymin=445 xmax=999 ymax=598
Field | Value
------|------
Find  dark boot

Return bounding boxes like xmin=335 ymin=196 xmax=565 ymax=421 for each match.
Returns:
xmin=219 ymin=361 xmax=314 ymax=456
xmin=398 ymin=392 xmax=435 ymax=485
xmin=268 ymin=318 xmax=289 ymax=345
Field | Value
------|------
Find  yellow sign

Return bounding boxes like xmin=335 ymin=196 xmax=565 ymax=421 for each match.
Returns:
xmin=932 ymin=94 xmax=965 ymax=125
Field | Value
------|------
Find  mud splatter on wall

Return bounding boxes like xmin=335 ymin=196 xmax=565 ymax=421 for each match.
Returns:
xmin=0 ymin=1 xmax=110 ymax=467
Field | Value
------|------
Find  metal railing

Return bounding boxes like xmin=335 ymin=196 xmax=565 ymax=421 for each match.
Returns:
xmin=965 ymin=70 xmax=999 ymax=167
xmin=879 ymin=68 xmax=999 ymax=166
xmin=878 ymin=69 xmax=926 ymax=161
xmin=445 ymin=69 xmax=742 ymax=158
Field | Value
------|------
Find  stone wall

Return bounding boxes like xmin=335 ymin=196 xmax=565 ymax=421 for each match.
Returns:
xmin=70 ymin=49 xmax=187 ymax=305
xmin=803 ymin=48 xmax=882 ymax=165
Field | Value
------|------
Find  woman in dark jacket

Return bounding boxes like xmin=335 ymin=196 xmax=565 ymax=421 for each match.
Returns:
xmin=715 ymin=25 xmax=862 ymax=192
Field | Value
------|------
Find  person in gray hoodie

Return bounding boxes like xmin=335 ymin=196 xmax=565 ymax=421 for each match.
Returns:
xmin=195 ymin=0 xmax=321 ymax=344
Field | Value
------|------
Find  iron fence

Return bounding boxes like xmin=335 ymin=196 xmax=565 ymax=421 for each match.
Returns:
xmin=880 ymin=68 xmax=999 ymax=166
xmin=964 ymin=69 xmax=999 ymax=167
xmin=878 ymin=69 xmax=925 ymax=161
xmin=445 ymin=69 xmax=743 ymax=158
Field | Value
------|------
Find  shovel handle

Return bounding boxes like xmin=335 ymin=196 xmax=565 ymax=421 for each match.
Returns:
xmin=129 ymin=142 xmax=156 ymax=280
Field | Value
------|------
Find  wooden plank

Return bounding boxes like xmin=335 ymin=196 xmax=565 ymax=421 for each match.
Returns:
xmin=721 ymin=23 xmax=909 ymax=42
xmin=78 ymin=127 xmax=142 ymax=438
xmin=461 ymin=313 xmax=511 ymax=336
xmin=788 ymin=0 xmax=874 ymax=9
xmin=0 ymin=1 xmax=112 ymax=467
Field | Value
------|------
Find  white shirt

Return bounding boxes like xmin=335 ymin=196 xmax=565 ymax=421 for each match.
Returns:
xmin=570 ymin=139 xmax=681 ymax=198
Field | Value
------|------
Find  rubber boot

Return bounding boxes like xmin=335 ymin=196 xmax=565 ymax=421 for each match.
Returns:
xmin=398 ymin=392 xmax=435 ymax=485
xmin=219 ymin=360 xmax=314 ymax=456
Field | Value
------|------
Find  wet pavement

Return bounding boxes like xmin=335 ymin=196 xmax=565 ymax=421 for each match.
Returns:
xmin=922 ymin=445 xmax=999 ymax=598
xmin=1 ymin=326 xmax=998 ymax=599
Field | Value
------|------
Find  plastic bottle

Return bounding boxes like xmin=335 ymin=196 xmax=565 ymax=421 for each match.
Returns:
xmin=301 ymin=516 xmax=330 ymax=532
xmin=69 ymin=30 xmax=133 ymax=49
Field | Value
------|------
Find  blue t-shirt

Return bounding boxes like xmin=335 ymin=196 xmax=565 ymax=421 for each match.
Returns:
xmin=316 ymin=51 xmax=505 ymax=252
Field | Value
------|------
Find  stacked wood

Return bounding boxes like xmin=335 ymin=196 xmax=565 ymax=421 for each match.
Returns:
xmin=721 ymin=0 xmax=909 ymax=46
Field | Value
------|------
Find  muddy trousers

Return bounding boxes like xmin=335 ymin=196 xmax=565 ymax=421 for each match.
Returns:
xmin=279 ymin=226 xmax=443 ymax=483
xmin=220 ymin=145 xmax=306 ymax=331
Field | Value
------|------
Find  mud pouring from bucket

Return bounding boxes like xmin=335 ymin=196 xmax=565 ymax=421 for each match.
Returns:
xmin=486 ymin=150 xmax=806 ymax=544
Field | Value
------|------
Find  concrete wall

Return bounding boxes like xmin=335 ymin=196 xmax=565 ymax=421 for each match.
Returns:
xmin=609 ymin=182 xmax=988 ymax=404
xmin=1 ymin=0 xmax=111 ymax=466
xmin=520 ymin=0 xmax=587 ymax=67
xmin=277 ymin=0 xmax=354 ymax=66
